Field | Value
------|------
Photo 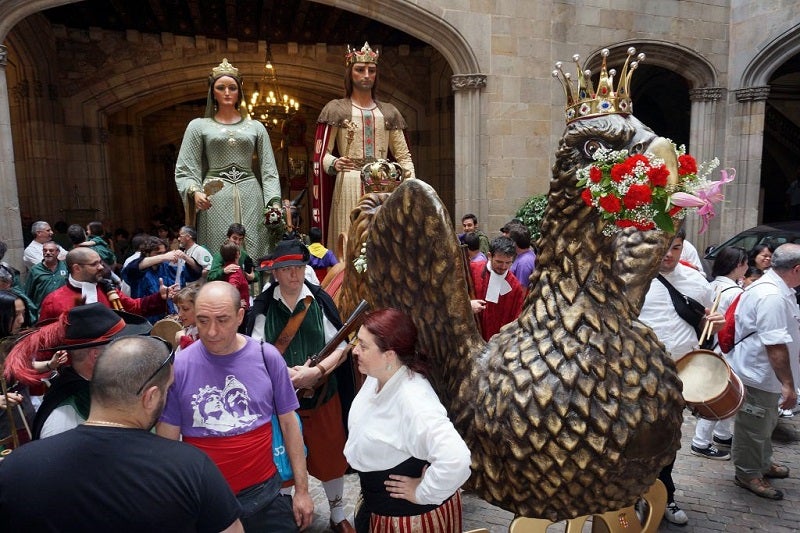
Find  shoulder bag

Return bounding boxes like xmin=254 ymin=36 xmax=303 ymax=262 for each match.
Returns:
xmin=260 ymin=340 xmax=306 ymax=482
xmin=656 ymin=274 xmax=710 ymax=348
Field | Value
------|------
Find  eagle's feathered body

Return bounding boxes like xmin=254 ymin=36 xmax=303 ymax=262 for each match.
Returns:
xmin=338 ymin=113 xmax=684 ymax=520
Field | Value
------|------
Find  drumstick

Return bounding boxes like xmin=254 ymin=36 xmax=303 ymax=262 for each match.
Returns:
xmin=699 ymin=289 xmax=722 ymax=347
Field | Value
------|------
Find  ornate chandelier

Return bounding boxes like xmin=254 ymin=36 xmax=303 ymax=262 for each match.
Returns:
xmin=248 ymin=43 xmax=300 ymax=129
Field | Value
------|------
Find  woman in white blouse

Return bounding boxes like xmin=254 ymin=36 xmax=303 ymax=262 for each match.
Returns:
xmin=344 ymin=308 xmax=471 ymax=532
xmin=709 ymin=246 xmax=748 ymax=317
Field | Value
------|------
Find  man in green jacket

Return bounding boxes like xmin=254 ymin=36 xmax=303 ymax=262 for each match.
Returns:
xmin=206 ymin=223 xmax=255 ymax=284
xmin=25 ymin=241 xmax=68 ymax=310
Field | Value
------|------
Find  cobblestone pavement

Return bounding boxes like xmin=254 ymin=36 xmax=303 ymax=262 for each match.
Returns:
xmin=307 ymin=411 xmax=799 ymax=532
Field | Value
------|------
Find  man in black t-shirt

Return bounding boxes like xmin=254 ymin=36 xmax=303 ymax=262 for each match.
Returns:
xmin=0 ymin=336 xmax=243 ymax=533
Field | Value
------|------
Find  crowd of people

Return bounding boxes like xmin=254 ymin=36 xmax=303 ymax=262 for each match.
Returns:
xmin=458 ymin=214 xmax=800 ymax=525
xmin=0 ymin=41 xmax=459 ymax=526
xmin=0 ymin=45 xmax=469 ymax=532
xmin=0 ymin=233 xmax=471 ymax=532
xmin=2 ymin=210 xmax=800 ymax=531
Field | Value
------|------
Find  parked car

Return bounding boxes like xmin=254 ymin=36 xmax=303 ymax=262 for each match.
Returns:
xmin=702 ymin=221 xmax=800 ymax=274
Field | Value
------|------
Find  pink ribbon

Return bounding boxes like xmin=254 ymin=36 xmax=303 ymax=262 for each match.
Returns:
xmin=669 ymin=168 xmax=735 ymax=233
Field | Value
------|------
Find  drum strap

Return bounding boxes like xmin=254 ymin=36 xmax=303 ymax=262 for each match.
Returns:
xmin=656 ymin=275 xmax=709 ymax=346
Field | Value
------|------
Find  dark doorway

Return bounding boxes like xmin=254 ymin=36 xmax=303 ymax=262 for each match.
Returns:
xmin=762 ymin=54 xmax=800 ymax=223
xmin=630 ymin=64 xmax=691 ymax=150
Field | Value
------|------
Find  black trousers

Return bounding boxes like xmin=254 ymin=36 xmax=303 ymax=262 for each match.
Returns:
xmin=658 ymin=460 xmax=676 ymax=503
xmin=237 ymin=473 xmax=298 ymax=532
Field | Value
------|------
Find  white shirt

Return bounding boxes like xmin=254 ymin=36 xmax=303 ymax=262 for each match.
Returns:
xmin=39 ymin=404 xmax=85 ymax=439
xmin=23 ymin=241 xmax=67 ymax=269
xmin=709 ymin=276 xmax=742 ymax=316
xmin=639 ymin=263 xmax=714 ymax=359
xmin=304 ymin=265 xmax=320 ymax=286
xmin=184 ymin=243 xmax=213 ymax=270
xmin=250 ymin=283 xmax=341 ymax=350
xmin=728 ymin=268 xmax=800 ymax=394
xmin=344 ymin=367 xmax=471 ymax=506
xmin=680 ymin=239 xmax=706 ymax=276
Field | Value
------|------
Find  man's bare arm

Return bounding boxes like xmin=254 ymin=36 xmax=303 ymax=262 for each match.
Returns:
xmin=766 ymin=343 xmax=798 ymax=409
xmin=278 ymin=411 xmax=314 ymax=530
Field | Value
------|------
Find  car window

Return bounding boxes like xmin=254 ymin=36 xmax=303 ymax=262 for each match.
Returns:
xmin=763 ymin=236 xmax=789 ymax=247
xmin=706 ymin=235 xmax=760 ymax=258
xmin=705 ymin=223 xmax=800 ymax=261
xmin=764 ymin=236 xmax=800 ymax=247
xmin=735 ymin=235 xmax=763 ymax=250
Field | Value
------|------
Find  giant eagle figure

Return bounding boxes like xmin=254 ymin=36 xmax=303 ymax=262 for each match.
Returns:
xmin=335 ymin=48 xmax=685 ymax=521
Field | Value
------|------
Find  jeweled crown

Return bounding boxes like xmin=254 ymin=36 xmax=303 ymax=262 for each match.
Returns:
xmin=346 ymin=42 xmax=379 ymax=66
xmin=552 ymin=47 xmax=645 ymax=124
xmin=211 ymin=58 xmax=240 ymax=80
xmin=360 ymin=160 xmax=405 ymax=194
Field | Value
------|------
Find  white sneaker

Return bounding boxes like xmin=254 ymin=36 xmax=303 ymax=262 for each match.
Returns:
xmin=778 ymin=408 xmax=794 ymax=418
xmin=664 ymin=502 xmax=688 ymax=525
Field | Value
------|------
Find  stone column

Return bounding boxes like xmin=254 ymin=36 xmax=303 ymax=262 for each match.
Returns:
xmin=0 ymin=44 xmax=24 ymax=267
xmin=686 ymin=87 xmax=724 ymax=252
xmin=728 ymin=86 xmax=770 ymax=233
xmin=451 ymin=73 xmax=486 ymax=228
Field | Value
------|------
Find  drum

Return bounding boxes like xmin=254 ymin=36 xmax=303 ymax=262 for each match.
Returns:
xmin=151 ymin=318 xmax=183 ymax=350
xmin=675 ymin=349 xmax=745 ymax=420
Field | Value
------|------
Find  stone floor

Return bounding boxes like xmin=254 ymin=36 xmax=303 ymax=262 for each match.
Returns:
xmin=307 ymin=409 xmax=800 ymax=532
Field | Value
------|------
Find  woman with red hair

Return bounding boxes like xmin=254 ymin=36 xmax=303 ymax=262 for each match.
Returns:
xmin=345 ymin=308 xmax=471 ymax=532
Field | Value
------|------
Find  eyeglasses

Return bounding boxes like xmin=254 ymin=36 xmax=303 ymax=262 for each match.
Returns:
xmin=78 ymin=260 xmax=103 ymax=267
xmin=135 ymin=337 xmax=175 ymax=395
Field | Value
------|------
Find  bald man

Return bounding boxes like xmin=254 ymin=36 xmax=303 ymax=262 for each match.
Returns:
xmin=0 ymin=336 xmax=243 ymax=532
xmin=728 ymin=243 xmax=800 ymax=500
xmin=157 ymin=282 xmax=314 ymax=532
xmin=38 ymin=247 xmax=169 ymax=323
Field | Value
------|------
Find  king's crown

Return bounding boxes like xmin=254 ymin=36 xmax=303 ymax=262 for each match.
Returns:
xmin=360 ymin=160 xmax=405 ymax=194
xmin=552 ymin=47 xmax=644 ymax=124
xmin=346 ymin=42 xmax=380 ymax=66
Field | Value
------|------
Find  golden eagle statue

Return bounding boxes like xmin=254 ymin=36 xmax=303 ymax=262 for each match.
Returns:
xmin=335 ymin=48 xmax=685 ymax=521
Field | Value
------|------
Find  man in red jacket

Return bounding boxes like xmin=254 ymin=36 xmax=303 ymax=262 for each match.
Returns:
xmin=38 ymin=247 xmax=169 ymax=323
xmin=470 ymin=236 xmax=525 ymax=341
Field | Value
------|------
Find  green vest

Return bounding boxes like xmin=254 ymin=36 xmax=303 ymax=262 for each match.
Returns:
xmin=262 ymin=297 xmax=336 ymax=410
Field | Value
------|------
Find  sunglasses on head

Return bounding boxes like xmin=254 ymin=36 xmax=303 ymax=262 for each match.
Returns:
xmin=135 ymin=336 xmax=175 ymax=395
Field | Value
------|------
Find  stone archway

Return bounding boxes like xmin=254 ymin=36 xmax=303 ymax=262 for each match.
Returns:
xmin=740 ymin=26 xmax=800 ymax=224
xmin=731 ymin=24 xmax=800 ymax=231
xmin=0 ymin=0 xmax=484 ymax=260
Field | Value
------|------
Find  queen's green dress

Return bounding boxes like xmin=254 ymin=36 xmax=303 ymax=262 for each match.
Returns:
xmin=175 ymin=117 xmax=281 ymax=261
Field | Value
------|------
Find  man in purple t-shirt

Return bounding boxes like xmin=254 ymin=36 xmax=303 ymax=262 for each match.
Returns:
xmin=157 ymin=281 xmax=314 ymax=532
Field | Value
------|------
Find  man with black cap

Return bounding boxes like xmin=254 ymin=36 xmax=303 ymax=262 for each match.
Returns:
xmin=0 ymin=335 xmax=244 ymax=532
xmin=30 ymin=303 xmax=152 ymax=439
xmin=244 ymin=239 xmax=355 ymax=533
